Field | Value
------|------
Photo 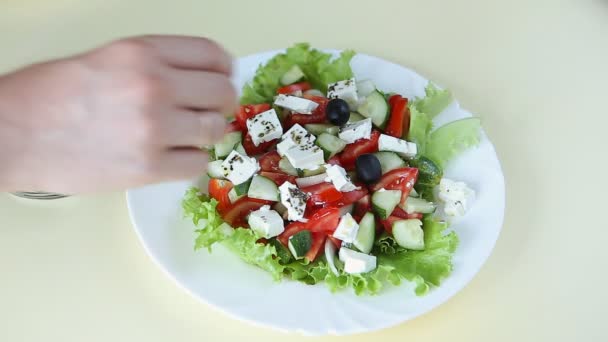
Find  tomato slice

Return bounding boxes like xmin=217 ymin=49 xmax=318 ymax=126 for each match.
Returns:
xmin=339 ymin=130 xmax=381 ymax=170
xmin=388 ymin=94 xmax=402 ymax=108
xmin=385 ymin=97 xmax=409 ymax=138
xmin=242 ymin=133 xmax=277 ymax=156
xmin=259 ymin=171 xmax=296 ymax=187
xmin=371 ymin=167 xmax=419 ymax=202
xmin=352 ymin=194 xmax=371 ymax=221
xmin=306 ymin=207 xmax=341 ymax=233
xmin=327 ymin=155 xmax=341 ymax=166
xmin=327 ymin=235 xmax=342 ymax=249
xmin=222 ymin=197 xmax=273 ymax=228
xmin=379 ymin=215 xmax=403 ymax=234
xmin=305 ymin=233 xmax=327 ymax=262
xmin=225 ymin=120 xmax=243 ymax=133
xmin=259 ymin=151 xmax=282 ymax=172
xmin=235 ymin=104 xmax=271 ymax=130
xmin=277 ymin=82 xmax=312 ymax=95
xmin=328 ymin=186 xmax=368 ymax=207
xmin=208 ymin=178 xmax=233 ymax=213
xmin=301 ymin=182 xmax=343 ymax=205
xmin=286 ymin=95 xmax=328 ymax=126
xmin=391 ymin=206 xmax=423 ymax=220
xmin=278 ymin=221 xmax=308 ymax=246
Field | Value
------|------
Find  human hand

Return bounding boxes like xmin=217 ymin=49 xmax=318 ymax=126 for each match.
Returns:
xmin=0 ymin=35 xmax=236 ymax=193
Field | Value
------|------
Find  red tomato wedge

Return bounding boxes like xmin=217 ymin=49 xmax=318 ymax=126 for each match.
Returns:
xmin=352 ymin=194 xmax=371 ymax=221
xmin=305 ymin=233 xmax=326 ymax=262
xmin=301 ymin=182 xmax=343 ymax=205
xmin=286 ymin=95 xmax=329 ymax=126
xmin=328 ymin=186 xmax=368 ymax=208
xmin=327 ymin=236 xmax=342 ymax=249
xmin=327 ymin=155 xmax=341 ymax=166
xmin=242 ymin=133 xmax=277 ymax=156
xmin=339 ymin=130 xmax=381 ymax=170
xmin=379 ymin=215 xmax=403 ymax=234
xmin=388 ymin=94 xmax=402 ymax=108
xmin=259 ymin=171 xmax=296 ymax=187
xmin=208 ymin=179 xmax=233 ymax=213
xmin=385 ymin=97 xmax=409 ymax=138
xmin=259 ymin=151 xmax=282 ymax=172
xmin=371 ymin=167 xmax=419 ymax=202
xmin=223 ymin=197 xmax=273 ymax=228
xmin=306 ymin=207 xmax=341 ymax=233
xmin=278 ymin=221 xmax=307 ymax=246
xmin=224 ymin=120 xmax=243 ymax=133
xmin=391 ymin=206 xmax=424 ymax=220
xmin=277 ymin=82 xmax=311 ymax=94
xmin=235 ymin=104 xmax=271 ymax=130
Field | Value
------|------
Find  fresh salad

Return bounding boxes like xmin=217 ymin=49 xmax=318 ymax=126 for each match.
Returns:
xmin=182 ymin=43 xmax=481 ymax=296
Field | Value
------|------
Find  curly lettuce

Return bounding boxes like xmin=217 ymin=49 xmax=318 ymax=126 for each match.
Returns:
xmin=425 ymin=118 xmax=481 ymax=168
xmin=410 ymin=83 xmax=453 ymax=119
xmin=241 ymin=43 xmax=355 ymax=104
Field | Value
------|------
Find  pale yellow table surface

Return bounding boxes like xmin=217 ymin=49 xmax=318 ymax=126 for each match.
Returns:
xmin=1 ymin=0 xmax=607 ymax=341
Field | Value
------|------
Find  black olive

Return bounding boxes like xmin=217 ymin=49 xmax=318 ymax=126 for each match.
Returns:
xmin=325 ymin=98 xmax=350 ymax=126
xmin=355 ymin=154 xmax=382 ymax=184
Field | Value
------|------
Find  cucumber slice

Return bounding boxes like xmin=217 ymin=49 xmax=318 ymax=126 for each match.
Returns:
xmin=247 ymin=175 xmax=279 ymax=201
xmin=409 ymin=156 xmax=442 ymax=187
xmin=358 ymin=90 xmax=389 ymax=128
xmin=206 ymin=160 xmax=225 ymax=179
xmin=214 ymin=132 xmax=242 ymax=159
xmin=371 ymin=189 xmax=402 ymax=219
xmin=353 ymin=212 xmax=376 ymax=254
xmin=305 ymin=123 xmax=340 ymax=136
xmin=280 ymin=65 xmax=305 ymax=86
xmin=392 ymin=219 xmax=425 ymax=250
xmin=348 ymin=112 xmax=366 ymax=123
xmin=288 ymin=230 xmax=312 ymax=259
xmin=324 ymin=239 xmax=339 ymax=275
xmin=235 ymin=143 xmax=247 ymax=156
xmin=316 ymin=133 xmax=346 ymax=159
xmin=233 ymin=179 xmax=251 ymax=196
xmin=295 ymin=173 xmax=328 ymax=188
xmin=298 ymin=165 xmax=326 ymax=177
xmin=401 ymin=197 xmax=436 ymax=214
xmin=270 ymin=238 xmax=294 ymax=265
xmin=356 ymin=79 xmax=376 ymax=98
xmin=273 ymin=202 xmax=288 ymax=220
xmin=228 ymin=188 xmax=244 ymax=203
xmin=373 ymin=152 xmax=407 ymax=174
xmin=409 ymin=188 xmax=420 ymax=198
xmin=278 ymin=157 xmax=299 ymax=176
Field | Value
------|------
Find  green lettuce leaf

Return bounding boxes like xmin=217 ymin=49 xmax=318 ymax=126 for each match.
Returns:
xmin=240 ymin=43 xmax=355 ymax=104
xmin=425 ymin=117 xmax=481 ymax=168
xmin=407 ymin=105 xmax=433 ymax=154
xmin=223 ymin=228 xmax=285 ymax=281
xmin=411 ymin=83 xmax=453 ymax=119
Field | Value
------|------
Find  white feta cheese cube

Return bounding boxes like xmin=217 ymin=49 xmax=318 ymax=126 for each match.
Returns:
xmin=338 ymin=118 xmax=372 ymax=143
xmin=246 ymin=108 xmax=283 ymax=146
xmin=437 ymin=178 xmax=475 ymax=217
xmin=325 ymin=164 xmax=358 ymax=192
xmin=338 ymin=247 xmax=377 ymax=274
xmin=274 ymin=94 xmax=319 ymax=114
xmin=279 ymin=182 xmax=308 ymax=222
xmin=378 ymin=134 xmax=417 ymax=158
xmin=328 ymin=78 xmax=359 ymax=109
xmin=276 ymin=124 xmax=316 ymax=156
xmin=221 ymin=151 xmax=259 ymax=185
xmin=332 ymin=213 xmax=359 ymax=243
xmin=247 ymin=205 xmax=285 ymax=238
xmin=284 ymin=144 xmax=325 ymax=170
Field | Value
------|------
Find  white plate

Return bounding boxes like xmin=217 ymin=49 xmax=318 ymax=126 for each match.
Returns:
xmin=126 ymin=50 xmax=505 ymax=336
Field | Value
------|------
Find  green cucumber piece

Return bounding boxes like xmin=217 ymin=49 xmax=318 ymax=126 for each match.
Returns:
xmin=297 ymin=165 xmax=326 ymax=177
xmin=214 ymin=132 xmax=242 ymax=159
xmin=373 ymin=152 xmax=407 ymax=174
xmin=235 ymin=142 xmax=247 ymax=156
xmin=228 ymin=188 xmax=244 ymax=203
xmin=288 ymin=230 xmax=312 ymax=259
xmin=357 ymin=90 xmax=389 ymax=128
xmin=371 ymin=189 xmax=402 ymax=219
xmin=280 ymin=65 xmax=305 ymax=86
xmin=353 ymin=212 xmax=375 ymax=254
xmin=316 ymin=133 xmax=346 ymax=159
xmin=233 ymin=179 xmax=251 ymax=196
xmin=408 ymin=156 xmax=442 ymax=187
xmin=305 ymin=123 xmax=340 ymax=136
xmin=269 ymin=238 xmax=294 ymax=265
xmin=206 ymin=160 xmax=225 ymax=179
xmin=392 ymin=219 xmax=425 ymax=250
xmin=247 ymin=175 xmax=279 ymax=201
xmin=278 ymin=157 xmax=299 ymax=176
xmin=401 ymin=197 xmax=436 ymax=214
xmin=348 ymin=112 xmax=366 ymax=123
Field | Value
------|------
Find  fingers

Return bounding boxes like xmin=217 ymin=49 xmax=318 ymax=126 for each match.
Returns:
xmin=163 ymin=69 xmax=237 ymax=112
xmin=156 ymin=149 xmax=209 ymax=181
xmin=163 ymin=110 xmax=226 ymax=147
xmin=139 ymin=35 xmax=233 ymax=75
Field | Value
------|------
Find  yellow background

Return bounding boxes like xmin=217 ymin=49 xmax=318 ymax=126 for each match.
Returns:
xmin=1 ymin=0 xmax=607 ymax=341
